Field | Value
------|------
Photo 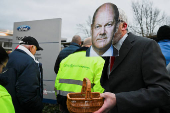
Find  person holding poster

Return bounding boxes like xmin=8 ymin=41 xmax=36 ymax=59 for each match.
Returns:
xmin=92 ymin=3 xmax=170 ymax=113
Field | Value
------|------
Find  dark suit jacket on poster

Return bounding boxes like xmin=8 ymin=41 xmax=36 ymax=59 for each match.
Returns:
xmin=101 ymin=33 xmax=170 ymax=113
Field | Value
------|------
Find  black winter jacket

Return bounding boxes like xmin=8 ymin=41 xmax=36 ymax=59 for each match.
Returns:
xmin=1 ymin=49 xmax=43 ymax=113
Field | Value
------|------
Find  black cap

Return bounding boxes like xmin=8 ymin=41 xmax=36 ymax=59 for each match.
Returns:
xmin=19 ymin=36 xmax=43 ymax=51
xmin=157 ymin=25 xmax=170 ymax=41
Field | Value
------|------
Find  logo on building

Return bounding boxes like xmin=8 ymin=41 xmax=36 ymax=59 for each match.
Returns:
xmin=43 ymin=89 xmax=55 ymax=95
xmin=17 ymin=25 xmax=30 ymax=31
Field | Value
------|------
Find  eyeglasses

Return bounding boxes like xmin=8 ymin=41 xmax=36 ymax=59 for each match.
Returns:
xmin=0 ymin=62 xmax=8 ymax=74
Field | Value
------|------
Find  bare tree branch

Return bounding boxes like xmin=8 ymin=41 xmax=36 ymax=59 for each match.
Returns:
xmin=131 ymin=0 xmax=167 ymax=37
xmin=76 ymin=16 xmax=92 ymax=38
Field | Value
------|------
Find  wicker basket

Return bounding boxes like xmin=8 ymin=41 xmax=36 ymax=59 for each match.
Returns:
xmin=67 ymin=78 xmax=104 ymax=113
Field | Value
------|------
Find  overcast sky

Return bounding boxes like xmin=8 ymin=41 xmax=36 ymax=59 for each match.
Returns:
xmin=0 ymin=0 xmax=170 ymax=41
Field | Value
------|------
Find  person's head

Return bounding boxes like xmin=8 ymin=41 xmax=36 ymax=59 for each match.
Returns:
xmin=113 ymin=8 xmax=128 ymax=45
xmin=0 ymin=46 xmax=9 ymax=74
xmin=91 ymin=3 xmax=119 ymax=55
xmin=82 ymin=37 xmax=92 ymax=47
xmin=19 ymin=36 xmax=43 ymax=55
xmin=71 ymin=35 xmax=82 ymax=46
xmin=156 ymin=25 xmax=170 ymax=42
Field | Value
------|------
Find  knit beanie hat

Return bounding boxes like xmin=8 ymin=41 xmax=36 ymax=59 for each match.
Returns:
xmin=157 ymin=25 xmax=170 ymax=41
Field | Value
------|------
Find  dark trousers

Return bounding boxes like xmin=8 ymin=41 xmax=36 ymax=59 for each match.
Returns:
xmin=57 ymin=95 xmax=69 ymax=113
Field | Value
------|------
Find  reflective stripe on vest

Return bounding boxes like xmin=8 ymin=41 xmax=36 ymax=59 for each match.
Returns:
xmin=57 ymin=79 xmax=95 ymax=96
xmin=59 ymin=79 xmax=94 ymax=88
xmin=59 ymin=79 xmax=83 ymax=86
xmin=57 ymin=90 xmax=74 ymax=96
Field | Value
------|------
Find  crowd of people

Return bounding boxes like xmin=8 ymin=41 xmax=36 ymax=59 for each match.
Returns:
xmin=0 ymin=2 xmax=170 ymax=113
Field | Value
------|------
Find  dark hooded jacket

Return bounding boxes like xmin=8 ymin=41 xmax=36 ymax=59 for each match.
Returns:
xmin=54 ymin=42 xmax=81 ymax=74
xmin=1 ymin=49 xmax=43 ymax=113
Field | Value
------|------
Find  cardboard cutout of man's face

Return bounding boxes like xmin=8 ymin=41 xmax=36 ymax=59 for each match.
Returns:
xmin=86 ymin=3 xmax=119 ymax=57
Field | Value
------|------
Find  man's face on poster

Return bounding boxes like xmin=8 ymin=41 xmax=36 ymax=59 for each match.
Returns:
xmin=91 ymin=5 xmax=117 ymax=51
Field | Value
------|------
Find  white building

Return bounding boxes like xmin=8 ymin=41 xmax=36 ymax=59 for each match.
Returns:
xmin=0 ymin=35 xmax=67 ymax=51
xmin=0 ymin=36 xmax=13 ymax=51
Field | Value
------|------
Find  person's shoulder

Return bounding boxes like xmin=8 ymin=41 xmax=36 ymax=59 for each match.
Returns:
xmin=9 ymin=50 xmax=34 ymax=65
xmin=60 ymin=44 xmax=80 ymax=52
xmin=59 ymin=46 xmax=69 ymax=52
xmin=128 ymin=32 xmax=155 ymax=43
xmin=65 ymin=50 xmax=85 ymax=59
xmin=60 ymin=50 xmax=86 ymax=64
xmin=87 ymin=54 xmax=105 ymax=65
xmin=70 ymin=42 xmax=80 ymax=47
xmin=69 ymin=44 xmax=81 ymax=49
xmin=10 ymin=49 xmax=31 ymax=58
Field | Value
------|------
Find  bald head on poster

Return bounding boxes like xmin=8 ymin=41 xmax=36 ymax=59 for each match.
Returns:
xmin=86 ymin=3 xmax=120 ymax=57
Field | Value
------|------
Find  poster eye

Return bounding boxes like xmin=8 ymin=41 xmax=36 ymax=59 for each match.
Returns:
xmin=95 ymin=25 xmax=100 ymax=29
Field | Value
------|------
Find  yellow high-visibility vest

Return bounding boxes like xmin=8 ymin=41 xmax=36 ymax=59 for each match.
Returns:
xmin=55 ymin=51 xmax=105 ymax=96
xmin=0 ymin=85 xmax=15 ymax=113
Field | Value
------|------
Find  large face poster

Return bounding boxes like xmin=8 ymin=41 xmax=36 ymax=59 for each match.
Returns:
xmin=86 ymin=3 xmax=119 ymax=57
